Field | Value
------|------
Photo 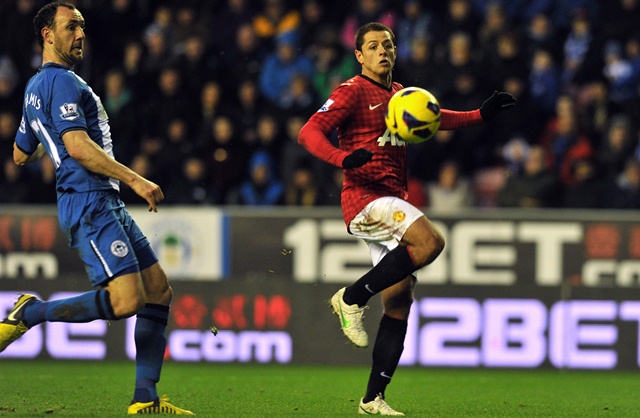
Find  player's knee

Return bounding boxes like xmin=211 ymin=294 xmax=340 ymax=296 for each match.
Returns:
xmin=413 ymin=229 xmax=445 ymax=267
xmin=384 ymin=291 xmax=413 ymax=319
xmin=147 ymin=281 xmax=173 ymax=306
xmin=111 ymin=291 xmax=147 ymax=318
xmin=430 ymin=229 xmax=445 ymax=259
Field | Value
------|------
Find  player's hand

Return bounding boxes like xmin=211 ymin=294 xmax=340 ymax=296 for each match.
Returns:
xmin=480 ymin=91 xmax=516 ymax=122
xmin=342 ymin=148 xmax=373 ymax=169
xmin=131 ymin=176 xmax=164 ymax=212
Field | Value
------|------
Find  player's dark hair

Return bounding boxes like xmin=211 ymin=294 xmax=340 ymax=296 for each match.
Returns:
xmin=355 ymin=22 xmax=395 ymax=52
xmin=33 ymin=1 xmax=77 ymax=48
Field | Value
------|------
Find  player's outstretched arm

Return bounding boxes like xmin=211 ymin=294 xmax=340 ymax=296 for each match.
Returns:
xmin=479 ymin=91 xmax=517 ymax=122
xmin=62 ymin=130 xmax=164 ymax=211
xmin=13 ymin=142 xmax=46 ymax=165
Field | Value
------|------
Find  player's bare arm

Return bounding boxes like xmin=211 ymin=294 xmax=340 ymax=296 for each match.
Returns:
xmin=13 ymin=142 xmax=46 ymax=165
xmin=62 ymin=129 xmax=164 ymax=211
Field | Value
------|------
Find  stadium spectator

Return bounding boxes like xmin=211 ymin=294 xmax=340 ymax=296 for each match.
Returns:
xmin=477 ymin=2 xmax=512 ymax=62
xmin=394 ymin=36 xmax=442 ymax=96
xmin=165 ymin=156 xmax=220 ymax=205
xmin=139 ymin=24 xmax=174 ymax=91
xmin=596 ymin=115 xmax=636 ymax=180
xmin=539 ymin=94 xmax=595 ymax=186
xmin=578 ymin=80 xmax=622 ymax=141
xmin=200 ymin=114 xmax=248 ymax=202
xmin=252 ymin=0 xmax=301 ymax=45
xmin=254 ymin=112 xmax=286 ymax=163
xmin=602 ymin=41 xmax=635 ymax=104
xmin=528 ymin=48 xmax=561 ymax=119
xmin=258 ymin=30 xmax=314 ymax=109
xmin=211 ymin=0 xmax=256 ymax=54
xmin=0 ymin=0 xmax=39 ymax=83
xmin=549 ymin=0 xmax=599 ymax=34
xmin=604 ymin=157 xmax=640 ymax=209
xmin=0 ymin=156 xmax=29 ymax=204
xmin=220 ymin=22 xmax=265 ymax=88
xmin=175 ymin=33 xmax=222 ymax=98
xmin=523 ymin=12 xmax=563 ymax=63
xmin=102 ymin=68 xmax=139 ymax=164
xmin=559 ymin=8 xmax=604 ymax=89
xmin=141 ymin=66 xmax=193 ymax=138
xmin=562 ymin=157 xmax=607 ymax=208
xmin=172 ymin=3 xmax=209 ymax=54
xmin=298 ymin=0 xmax=332 ymax=50
xmin=497 ymin=145 xmax=561 ymax=208
xmin=439 ymin=31 xmax=484 ymax=99
xmin=279 ymin=115 xmax=324 ymax=184
xmin=430 ymin=0 xmax=481 ymax=58
xmin=339 ymin=0 xmax=397 ymax=51
xmin=194 ymin=80 xmax=227 ymax=143
xmin=395 ymin=0 xmax=432 ymax=63
xmin=311 ymin=34 xmax=358 ymax=103
xmin=600 ymin=0 xmax=640 ymax=44
xmin=426 ymin=160 xmax=474 ymax=210
xmin=283 ymin=163 xmax=320 ymax=206
xmin=88 ymin=0 xmax=143 ymax=80
xmin=317 ymin=166 xmax=344 ymax=206
xmin=277 ymin=73 xmax=317 ymax=117
xmin=25 ymin=156 xmax=57 ymax=204
xmin=120 ymin=40 xmax=146 ymax=96
xmin=483 ymin=31 xmax=529 ymax=92
xmin=229 ymin=78 xmax=264 ymax=146
xmin=156 ymin=118 xmax=195 ymax=188
xmin=226 ymin=149 xmax=284 ymax=205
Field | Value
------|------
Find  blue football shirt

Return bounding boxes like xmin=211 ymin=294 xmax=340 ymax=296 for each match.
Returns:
xmin=15 ymin=62 xmax=119 ymax=195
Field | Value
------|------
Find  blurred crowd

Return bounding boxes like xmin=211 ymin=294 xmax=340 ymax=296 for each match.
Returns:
xmin=1 ymin=0 xmax=640 ymax=210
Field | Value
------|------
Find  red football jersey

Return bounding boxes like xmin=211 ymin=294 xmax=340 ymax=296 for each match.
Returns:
xmin=299 ymin=74 xmax=484 ymax=226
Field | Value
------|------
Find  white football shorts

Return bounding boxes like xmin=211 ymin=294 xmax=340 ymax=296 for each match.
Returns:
xmin=348 ymin=196 xmax=425 ymax=267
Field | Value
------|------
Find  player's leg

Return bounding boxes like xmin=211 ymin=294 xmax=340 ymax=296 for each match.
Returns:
xmin=357 ymin=276 xmax=413 ymax=416
xmin=130 ymin=259 xmax=172 ymax=405
xmin=0 ymin=192 xmax=146 ymax=352
xmin=127 ymin=242 xmax=193 ymax=415
xmin=343 ymin=199 xmax=443 ymax=308
xmin=331 ymin=198 xmax=440 ymax=348
xmin=361 ymin=276 xmax=414 ymax=414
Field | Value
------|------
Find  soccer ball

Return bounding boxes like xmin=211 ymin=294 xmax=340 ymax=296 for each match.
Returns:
xmin=385 ymin=87 xmax=441 ymax=144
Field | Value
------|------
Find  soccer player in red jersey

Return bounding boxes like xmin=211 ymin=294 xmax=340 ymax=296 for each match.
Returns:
xmin=298 ymin=22 xmax=515 ymax=416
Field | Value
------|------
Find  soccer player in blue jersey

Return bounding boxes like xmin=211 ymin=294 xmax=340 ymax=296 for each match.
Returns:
xmin=0 ymin=2 xmax=193 ymax=415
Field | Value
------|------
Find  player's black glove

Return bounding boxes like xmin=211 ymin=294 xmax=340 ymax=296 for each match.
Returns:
xmin=480 ymin=91 xmax=517 ymax=122
xmin=342 ymin=148 xmax=373 ymax=169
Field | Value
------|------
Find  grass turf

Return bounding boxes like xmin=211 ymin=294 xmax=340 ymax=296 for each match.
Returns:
xmin=0 ymin=361 xmax=638 ymax=417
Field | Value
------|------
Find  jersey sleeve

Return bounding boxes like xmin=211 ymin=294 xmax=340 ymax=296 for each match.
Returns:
xmin=50 ymin=72 xmax=88 ymax=137
xmin=14 ymin=114 xmax=40 ymax=154
xmin=298 ymin=81 xmax=359 ymax=167
xmin=439 ymin=109 xmax=484 ymax=130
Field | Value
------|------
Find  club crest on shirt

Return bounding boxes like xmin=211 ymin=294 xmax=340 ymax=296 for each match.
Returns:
xmin=392 ymin=211 xmax=406 ymax=223
xmin=318 ymin=99 xmax=334 ymax=112
xmin=59 ymin=102 xmax=79 ymax=120
xmin=111 ymin=240 xmax=129 ymax=257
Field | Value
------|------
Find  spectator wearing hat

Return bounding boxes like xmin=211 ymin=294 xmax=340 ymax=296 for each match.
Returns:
xmin=258 ymin=30 xmax=314 ymax=109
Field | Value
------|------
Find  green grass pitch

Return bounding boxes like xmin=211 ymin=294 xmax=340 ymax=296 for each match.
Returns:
xmin=0 ymin=360 xmax=638 ymax=417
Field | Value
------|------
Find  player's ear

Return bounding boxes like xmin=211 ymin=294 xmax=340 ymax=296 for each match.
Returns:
xmin=42 ymin=27 xmax=53 ymax=44
xmin=354 ymin=50 xmax=364 ymax=64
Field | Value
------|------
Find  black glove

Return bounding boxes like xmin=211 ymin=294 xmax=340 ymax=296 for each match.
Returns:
xmin=480 ymin=91 xmax=516 ymax=122
xmin=342 ymin=148 xmax=373 ymax=169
